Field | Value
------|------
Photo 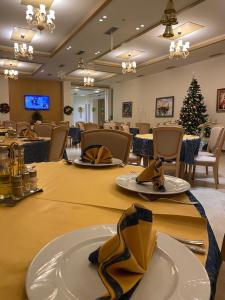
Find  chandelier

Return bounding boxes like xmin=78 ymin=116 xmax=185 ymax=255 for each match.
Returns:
xmin=4 ymin=69 xmax=18 ymax=80
xmin=169 ymin=36 xmax=190 ymax=59
xmin=122 ymin=55 xmax=137 ymax=74
xmin=161 ymin=0 xmax=178 ymax=37
xmin=26 ymin=4 xmax=55 ymax=33
xmin=84 ymin=76 xmax=94 ymax=87
xmin=14 ymin=41 xmax=33 ymax=60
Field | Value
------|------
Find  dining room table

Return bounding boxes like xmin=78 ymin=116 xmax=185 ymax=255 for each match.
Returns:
xmin=0 ymin=137 xmax=50 ymax=164
xmin=133 ymin=133 xmax=201 ymax=175
xmin=0 ymin=160 xmax=221 ymax=300
xmin=68 ymin=127 xmax=82 ymax=146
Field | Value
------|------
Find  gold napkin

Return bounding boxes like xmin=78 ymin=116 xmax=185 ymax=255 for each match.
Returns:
xmin=136 ymin=158 xmax=165 ymax=192
xmin=89 ymin=204 xmax=156 ymax=300
xmin=82 ymin=145 xmax=113 ymax=164
xmin=20 ymin=129 xmax=38 ymax=140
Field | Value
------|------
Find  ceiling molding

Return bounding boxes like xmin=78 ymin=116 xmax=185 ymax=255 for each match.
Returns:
xmin=50 ymin=0 xmax=113 ymax=57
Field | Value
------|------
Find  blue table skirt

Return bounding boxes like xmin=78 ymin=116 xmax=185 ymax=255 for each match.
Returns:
xmin=188 ymin=191 xmax=221 ymax=300
xmin=129 ymin=128 xmax=139 ymax=136
xmin=69 ymin=127 xmax=81 ymax=145
xmin=23 ymin=140 xmax=50 ymax=164
xmin=133 ymin=136 xmax=201 ymax=164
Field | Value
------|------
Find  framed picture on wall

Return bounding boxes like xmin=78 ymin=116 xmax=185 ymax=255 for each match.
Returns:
xmin=155 ymin=96 xmax=174 ymax=118
xmin=122 ymin=101 xmax=133 ymax=118
xmin=217 ymin=88 xmax=225 ymax=112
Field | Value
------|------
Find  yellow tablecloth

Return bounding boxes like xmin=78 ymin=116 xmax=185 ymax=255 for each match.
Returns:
xmin=135 ymin=133 xmax=200 ymax=140
xmin=0 ymin=161 xmax=209 ymax=299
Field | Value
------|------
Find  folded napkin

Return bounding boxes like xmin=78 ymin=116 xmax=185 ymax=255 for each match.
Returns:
xmin=89 ymin=204 xmax=156 ymax=300
xmin=82 ymin=145 xmax=113 ymax=164
xmin=136 ymin=158 xmax=165 ymax=192
xmin=20 ymin=129 xmax=38 ymax=139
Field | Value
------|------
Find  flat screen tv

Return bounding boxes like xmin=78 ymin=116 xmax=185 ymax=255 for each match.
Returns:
xmin=24 ymin=95 xmax=50 ymax=111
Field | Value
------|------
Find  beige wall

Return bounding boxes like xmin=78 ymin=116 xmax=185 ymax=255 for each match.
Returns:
xmin=0 ymin=78 xmax=10 ymax=122
xmin=112 ymin=55 xmax=225 ymax=128
xmin=9 ymin=79 xmax=63 ymax=123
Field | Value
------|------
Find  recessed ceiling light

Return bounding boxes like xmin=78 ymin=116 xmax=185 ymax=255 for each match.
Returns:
xmin=136 ymin=27 xmax=140 ymax=31
xmin=103 ymin=16 xmax=107 ymax=19
xmin=140 ymin=24 xmax=145 ymax=28
xmin=94 ymin=51 xmax=101 ymax=55
xmin=99 ymin=18 xmax=103 ymax=22
xmin=40 ymin=69 xmax=45 ymax=73
xmin=66 ymin=45 xmax=72 ymax=50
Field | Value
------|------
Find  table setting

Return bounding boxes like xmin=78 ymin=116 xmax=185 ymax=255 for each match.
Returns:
xmin=0 ymin=156 xmax=221 ymax=299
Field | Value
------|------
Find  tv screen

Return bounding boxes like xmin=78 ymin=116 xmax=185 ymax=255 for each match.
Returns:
xmin=24 ymin=95 xmax=50 ymax=110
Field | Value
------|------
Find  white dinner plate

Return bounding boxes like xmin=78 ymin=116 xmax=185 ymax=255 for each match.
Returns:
xmin=26 ymin=225 xmax=210 ymax=300
xmin=116 ymin=174 xmax=190 ymax=195
xmin=74 ymin=158 xmax=122 ymax=167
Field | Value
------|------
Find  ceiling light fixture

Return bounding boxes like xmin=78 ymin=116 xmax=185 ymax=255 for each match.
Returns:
xmin=66 ymin=45 xmax=72 ymax=50
xmin=169 ymin=33 xmax=190 ymax=59
xmin=14 ymin=35 xmax=33 ymax=60
xmin=136 ymin=27 xmax=140 ymax=31
xmin=161 ymin=0 xmax=178 ymax=38
xmin=122 ymin=54 xmax=136 ymax=74
xmin=99 ymin=15 xmax=107 ymax=22
xmin=140 ymin=24 xmax=145 ymax=28
xmin=94 ymin=51 xmax=101 ymax=55
xmin=4 ymin=69 xmax=18 ymax=80
xmin=26 ymin=4 xmax=55 ymax=33
xmin=77 ymin=58 xmax=95 ymax=87
xmin=84 ymin=76 xmax=95 ymax=87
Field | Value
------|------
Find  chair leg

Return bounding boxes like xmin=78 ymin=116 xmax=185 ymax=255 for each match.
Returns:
xmin=206 ymin=166 xmax=208 ymax=175
xmin=192 ymin=165 xmax=196 ymax=180
xmin=213 ymin=166 xmax=219 ymax=189
xmin=175 ymin=162 xmax=180 ymax=178
xmin=187 ymin=164 xmax=193 ymax=182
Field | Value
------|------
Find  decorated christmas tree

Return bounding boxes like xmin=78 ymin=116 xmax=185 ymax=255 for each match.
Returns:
xmin=178 ymin=77 xmax=208 ymax=134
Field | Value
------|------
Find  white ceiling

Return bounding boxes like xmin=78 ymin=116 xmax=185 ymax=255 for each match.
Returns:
xmin=0 ymin=0 xmax=225 ymax=83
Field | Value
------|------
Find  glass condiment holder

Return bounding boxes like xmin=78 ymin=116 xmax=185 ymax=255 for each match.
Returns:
xmin=0 ymin=146 xmax=11 ymax=199
xmin=29 ymin=170 xmax=38 ymax=191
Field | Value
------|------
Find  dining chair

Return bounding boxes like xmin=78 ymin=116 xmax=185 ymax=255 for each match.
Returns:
xmin=34 ymin=123 xmax=54 ymax=138
xmin=48 ymin=126 xmax=68 ymax=161
xmin=84 ymin=123 xmax=99 ymax=131
xmin=135 ymin=123 xmax=150 ymax=134
xmin=192 ymin=128 xmax=224 ymax=188
xmin=81 ymin=129 xmax=132 ymax=164
xmin=215 ymin=234 xmax=225 ymax=300
xmin=76 ymin=122 xmax=85 ymax=130
xmin=121 ymin=124 xmax=130 ymax=133
xmin=57 ymin=121 xmax=69 ymax=128
xmin=4 ymin=120 xmax=16 ymax=129
xmin=153 ymin=126 xmax=184 ymax=177
xmin=16 ymin=122 xmax=30 ymax=135
xmin=103 ymin=123 xmax=112 ymax=130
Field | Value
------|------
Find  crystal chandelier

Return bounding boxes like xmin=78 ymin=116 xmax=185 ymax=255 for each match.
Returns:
xmin=14 ymin=41 xmax=33 ymax=60
xmin=169 ymin=37 xmax=190 ymax=59
xmin=161 ymin=0 xmax=178 ymax=37
xmin=122 ymin=55 xmax=137 ymax=74
xmin=84 ymin=76 xmax=94 ymax=87
xmin=4 ymin=69 xmax=18 ymax=80
xmin=26 ymin=4 xmax=55 ymax=33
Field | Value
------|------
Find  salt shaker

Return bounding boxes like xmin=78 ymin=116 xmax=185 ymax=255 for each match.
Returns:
xmin=22 ymin=172 xmax=30 ymax=194
xmin=11 ymin=175 xmax=24 ymax=198
xmin=29 ymin=170 xmax=38 ymax=191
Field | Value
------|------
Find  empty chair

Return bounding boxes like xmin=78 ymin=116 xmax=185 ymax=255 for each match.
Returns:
xmin=16 ymin=122 xmax=30 ymax=135
xmin=48 ymin=126 xmax=68 ymax=161
xmin=103 ymin=123 xmax=112 ymax=130
xmin=121 ymin=124 xmax=130 ymax=133
xmin=81 ymin=129 xmax=132 ymax=164
xmin=192 ymin=127 xmax=224 ymax=188
xmin=199 ymin=126 xmax=224 ymax=156
xmin=34 ymin=123 xmax=54 ymax=137
xmin=153 ymin=126 xmax=184 ymax=177
xmin=4 ymin=120 xmax=16 ymax=129
xmin=136 ymin=123 xmax=150 ymax=134
xmin=76 ymin=122 xmax=85 ymax=130
xmin=57 ymin=121 xmax=69 ymax=128
xmin=84 ymin=123 xmax=99 ymax=131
